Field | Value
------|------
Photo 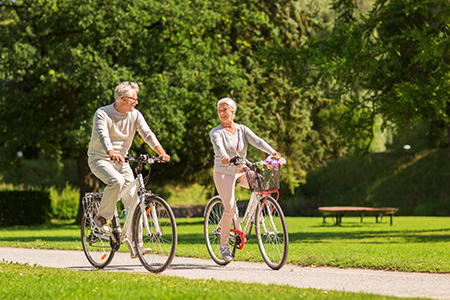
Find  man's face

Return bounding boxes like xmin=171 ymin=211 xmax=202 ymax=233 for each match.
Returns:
xmin=122 ymin=90 xmax=138 ymax=113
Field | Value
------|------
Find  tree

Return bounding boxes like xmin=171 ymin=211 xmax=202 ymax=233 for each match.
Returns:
xmin=1 ymin=0 xmax=352 ymax=223
xmin=308 ymin=0 xmax=450 ymax=149
xmin=0 ymin=0 xmax=168 ymax=222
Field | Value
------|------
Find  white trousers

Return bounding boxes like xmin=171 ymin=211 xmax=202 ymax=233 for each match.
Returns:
xmin=88 ymin=159 xmax=136 ymax=220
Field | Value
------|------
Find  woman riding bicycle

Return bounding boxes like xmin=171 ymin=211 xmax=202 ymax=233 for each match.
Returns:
xmin=210 ymin=97 xmax=280 ymax=262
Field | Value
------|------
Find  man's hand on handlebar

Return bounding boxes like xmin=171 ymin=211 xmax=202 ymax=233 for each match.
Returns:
xmin=108 ymin=150 xmax=125 ymax=164
xmin=159 ymin=153 xmax=171 ymax=163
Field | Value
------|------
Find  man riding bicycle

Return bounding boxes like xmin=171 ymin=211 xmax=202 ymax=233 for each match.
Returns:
xmin=87 ymin=81 xmax=170 ymax=258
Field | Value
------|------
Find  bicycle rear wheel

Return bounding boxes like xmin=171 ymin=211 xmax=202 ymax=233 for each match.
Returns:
xmin=80 ymin=199 xmax=115 ymax=268
xmin=132 ymin=195 xmax=177 ymax=273
xmin=204 ymin=196 xmax=238 ymax=265
xmin=255 ymin=195 xmax=288 ymax=270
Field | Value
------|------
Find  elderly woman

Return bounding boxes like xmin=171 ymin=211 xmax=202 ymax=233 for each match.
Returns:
xmin=210 ymin=97 xmax=279 ymax=262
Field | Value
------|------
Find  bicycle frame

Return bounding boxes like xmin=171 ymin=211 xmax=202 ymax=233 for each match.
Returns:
xmin=205 ymin=154 xmax=288 ymax=270
xmin=231 ymin=189 xmax=279 ymax=250
xmin=82 ymin=154 xmax=177 ymax=273
xmin=230 ymin=156 xmax=281 ymax=250
xmin=94 ymin=169 xmax=161 ymax=257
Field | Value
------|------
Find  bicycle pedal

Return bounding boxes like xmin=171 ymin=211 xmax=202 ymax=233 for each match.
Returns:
xmin=235 ymin=235 xmax=242 ymax=246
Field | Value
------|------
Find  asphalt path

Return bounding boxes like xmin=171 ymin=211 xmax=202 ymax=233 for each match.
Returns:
xmin=2 ymin=247 xmax=450 ymax=299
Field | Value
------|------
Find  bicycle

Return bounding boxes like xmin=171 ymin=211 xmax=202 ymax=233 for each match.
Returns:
xmin=81 ymin=154 xmax=177 ymax=273
xmin=204 ymin=155 xmax=289 ymax=270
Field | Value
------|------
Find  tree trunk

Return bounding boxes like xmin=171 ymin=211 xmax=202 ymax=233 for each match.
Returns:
xmin=447 ymin=123 xmax=450 ymax=148
xmin=75 ymin=149 xmax=99 ymax=225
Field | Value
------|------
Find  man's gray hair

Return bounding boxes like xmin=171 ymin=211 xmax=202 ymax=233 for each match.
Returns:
xmin=114 ymin=82 xmax=140 ymax=102
xmin=217 ymin=97 xmax=237 ymax=112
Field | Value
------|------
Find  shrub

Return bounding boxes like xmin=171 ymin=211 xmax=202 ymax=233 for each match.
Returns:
xmin=0 ymin=191 xmax=51 ymax=226
xmin=49 ymin=183 xmax=79 ymax=220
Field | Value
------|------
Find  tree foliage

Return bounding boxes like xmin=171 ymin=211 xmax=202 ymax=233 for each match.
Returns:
xmin=0 ymin=0 xmax=342 ymax=214
xmin=2 ymin=0 xmax=447 ymax=222
xmin=308 ymin=0 xmax=450 ymax=148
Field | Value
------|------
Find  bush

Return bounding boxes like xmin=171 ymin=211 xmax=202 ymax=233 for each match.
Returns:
xmin=295 ymin=149 xmax=450 ymax=216
xmin=49 ymin=184 xmax=79 ymax=220
xmin=0 ymin=191 xmax=51 ymax=226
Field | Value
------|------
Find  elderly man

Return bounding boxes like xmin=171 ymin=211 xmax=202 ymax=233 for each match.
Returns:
xmin=87 ymin=81 xmax=170 ymax=257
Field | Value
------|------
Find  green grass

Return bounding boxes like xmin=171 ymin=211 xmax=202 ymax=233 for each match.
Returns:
xmin=0 ymin=262 xmax=414 ymax=300
xmin=1 ymin=216 xmax=450 ymax=273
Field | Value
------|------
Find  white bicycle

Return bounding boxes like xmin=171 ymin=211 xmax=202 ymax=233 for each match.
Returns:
xmin=81 ymin=154 xmax=177 ymax=273
xmin=204 ymin=155 xmax=289 ymax=270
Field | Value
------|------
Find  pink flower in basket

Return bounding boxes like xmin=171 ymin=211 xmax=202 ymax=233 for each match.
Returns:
xmin=252 ymin=155 xmax=285 ymax=191
xmin=256 ymin=156 xmax=286 ymax=173
xmin=263 ymin=156 xmax=286 ymax=169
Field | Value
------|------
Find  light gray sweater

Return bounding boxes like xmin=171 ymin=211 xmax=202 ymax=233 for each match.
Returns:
xmin=88 ymin=103 xmax=160 ymax=162
xmin=210 ymin=124 xmax=276 ymax=175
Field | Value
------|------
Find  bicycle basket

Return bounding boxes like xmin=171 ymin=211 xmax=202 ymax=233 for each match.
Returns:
xmin=245 ymin=164 xmax=280 ymax=192
xmin=82 ymin=192 xmax=103 ymax=212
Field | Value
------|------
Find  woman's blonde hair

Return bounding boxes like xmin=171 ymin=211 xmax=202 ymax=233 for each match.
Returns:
xmin=114 ymin=82 xmax=140 ymax=102
xmin=217 ymin=97 xmax=237 ymax=112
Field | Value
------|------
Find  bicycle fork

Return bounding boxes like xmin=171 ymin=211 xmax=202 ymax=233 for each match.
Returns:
xmin=259 ymin=201 xmax=279 ymax=236
xmin=139 ymin=195 xmax=162 ymax=237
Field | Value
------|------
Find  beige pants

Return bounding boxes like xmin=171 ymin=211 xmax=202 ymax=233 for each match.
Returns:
xmin=213 ymin=167 xmax=250 ymax=246
xmin=88 ymin=159 xmax=136 ymax=220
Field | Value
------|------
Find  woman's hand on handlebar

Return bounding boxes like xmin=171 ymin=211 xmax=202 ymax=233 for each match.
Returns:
xmin=108 ymin=150 xmax=125 ymax=164
xmin=222 ymin=155 xmax=231 ymax=166
xmin=272 ymin=152 xmax=281 ymax=159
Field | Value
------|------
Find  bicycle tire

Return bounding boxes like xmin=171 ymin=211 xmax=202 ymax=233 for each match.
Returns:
xmin=80 ymin=199 xmax=115 ymax=269
xmin=255 ymin=195 xmax=289 ymax=270
xmin=204 ymin=196 xmax=238 ymax=265
xmin=132 ymin=194 xmax=177 ymax=273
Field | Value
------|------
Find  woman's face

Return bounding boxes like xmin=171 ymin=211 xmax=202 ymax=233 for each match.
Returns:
xmin=218 ymin=103 xmax=235 ymax=123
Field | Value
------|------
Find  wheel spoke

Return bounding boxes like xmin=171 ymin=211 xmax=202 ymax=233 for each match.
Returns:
xmin=204 ymin=197 xmax=238 ymax=265
xmin=133 ymin=196 xmax=177 ymax=273
xmin=81 ymin=199 xmax=115 ymax=268
xmin=255 ymin=196 xmax=288 ymax=270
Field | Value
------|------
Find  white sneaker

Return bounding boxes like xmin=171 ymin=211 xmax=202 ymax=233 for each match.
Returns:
xmin=220 ymin=246 xmax=233 ymax=262
xmin=93 ymin=215 xmax=110 ymax=232
xmin=130 ymin=247 xmax=152 ymax=259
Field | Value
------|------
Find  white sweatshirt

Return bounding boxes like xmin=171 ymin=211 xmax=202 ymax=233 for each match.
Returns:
xmin=87 ymin=103 xmax=160 ymax=162
xmin=210 ymin=124 xmax=276 ymax=175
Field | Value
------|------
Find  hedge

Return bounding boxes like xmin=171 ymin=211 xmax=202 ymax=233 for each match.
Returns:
xmin=0 ymin=191 xmax=51 ymax=226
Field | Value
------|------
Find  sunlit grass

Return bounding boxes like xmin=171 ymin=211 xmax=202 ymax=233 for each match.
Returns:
xmin=1 ymin=216 xmax=450 ymax=273
xmin=0 ymin=262 xmax=416 ymax=300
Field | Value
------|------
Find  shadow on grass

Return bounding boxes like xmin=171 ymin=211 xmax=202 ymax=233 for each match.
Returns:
xmin=288 ymin=228 xmax=450 ymax=244
xmin=2 ymin=218 xmax=450 ymax=246
xmin=175 ymin=219 xmax=204 ymax=226
xmin=0 ymin=235 xmax=81 ymax=243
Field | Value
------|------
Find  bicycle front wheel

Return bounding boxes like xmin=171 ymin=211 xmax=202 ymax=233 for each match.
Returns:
xmin=80 ymin=199 xmax=115 ymax=269
xmin=255 ymin=195 xmax=288 ymax=270
xmin=204 ymin=196 xmax=238 ymax=265
xmin=132 ymin=195 xmax=177 ymax=273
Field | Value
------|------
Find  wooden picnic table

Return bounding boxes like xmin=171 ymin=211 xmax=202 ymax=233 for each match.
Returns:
xmin=318 ymin=206 xmax=399 ymax=226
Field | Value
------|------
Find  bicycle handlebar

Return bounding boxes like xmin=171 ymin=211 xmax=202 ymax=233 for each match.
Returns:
xmin=125 ymin=154 xmax=168 ymax=165
xmin=229 ymin=155 xmax=254 ymax=166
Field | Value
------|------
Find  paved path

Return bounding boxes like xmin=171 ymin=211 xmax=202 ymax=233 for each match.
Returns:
xmin=1 ymin=247 xmax=450 ymax=299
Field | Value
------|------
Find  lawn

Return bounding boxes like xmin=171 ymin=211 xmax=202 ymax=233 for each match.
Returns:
xmin=1 ymin=216 xmax=450 ymax=273
xmin=0 ymin=262 xmax=414 ymax=300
